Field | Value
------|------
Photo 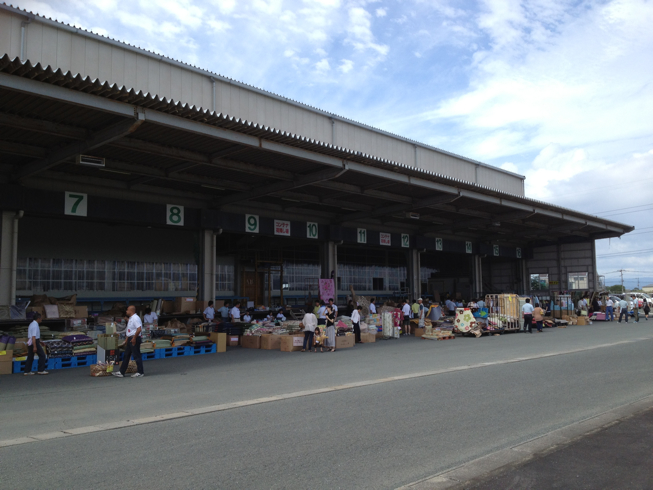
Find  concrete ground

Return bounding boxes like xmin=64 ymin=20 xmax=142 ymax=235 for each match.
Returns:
xmin=2 ymin=321 xmax=652 ymax=489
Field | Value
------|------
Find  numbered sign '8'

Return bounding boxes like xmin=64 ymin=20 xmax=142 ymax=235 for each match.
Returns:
xmin=245 ymin=214 xmax=259 ymax=233
xmin=166 ymin=204 xmax=184 ymax=226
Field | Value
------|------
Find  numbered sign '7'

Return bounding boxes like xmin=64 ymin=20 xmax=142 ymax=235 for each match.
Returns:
xmin=65 ymin=191 xmax=88 ymax=217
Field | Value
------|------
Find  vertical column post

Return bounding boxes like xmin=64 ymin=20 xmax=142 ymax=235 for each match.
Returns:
xmin=0 ymin=211 xmax=19 ymax=305
xmin=199 ymin=229 xmax=216 ymax=302
xmin=321 ymin=241 xmax=338 ymax=298
xmin=407 ymin=249 xmax=421 ymax=300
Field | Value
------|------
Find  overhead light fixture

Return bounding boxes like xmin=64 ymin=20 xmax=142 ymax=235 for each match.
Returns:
xmin=99 ymin=168 xmax=131 ymax=175
xmin=281 ymin=198 xmax=300 ymax=202
xmin=201 ymin=184 xmax=225 ymax=190
xmin=492 ymin=221 xmax=501 ymax=227
xmin=76 ymin=155 xmax=105 ymax=167
xmin=406 ymin=212 xmax=420 ymax=219
xmin=341 ymin=207 xmax=358 ymax=211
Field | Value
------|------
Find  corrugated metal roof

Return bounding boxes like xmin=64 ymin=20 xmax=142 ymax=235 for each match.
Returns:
xmin=0 ymin=2 xmax=525 ymax=180
xmin=0 ymin=54 xmax=632 ymax=234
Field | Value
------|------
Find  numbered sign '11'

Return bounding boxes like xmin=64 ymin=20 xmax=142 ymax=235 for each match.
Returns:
xmin=357 ymin=228 xmax=367 ymax=244
xmin=166 ymin=204 xmax=184 ymax=226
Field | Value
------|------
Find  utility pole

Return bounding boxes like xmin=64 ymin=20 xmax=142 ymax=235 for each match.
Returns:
xmin=619 ymin=269 xmax=625 ymax=293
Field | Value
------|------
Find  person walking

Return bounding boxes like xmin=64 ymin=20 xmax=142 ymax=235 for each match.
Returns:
xmin=533 ymin=303 xmax=545 ymax=332
xmin=618 ymin=298 xmax=629 ymax=323
xmin=325 ymin=304 xmax=336 ymax=352
xmin=113 ymin=305 xmax=144 ymax=378
xmin=632 ymin=298 xmax=640 ymax=323
xmin=605 ymin=298 xmax=614 ymax=322
xmin=522 ymin=298 xmax=534 ymax=334
xmin=301 ymin=310 xmax=317 ymax=352
xmin=401 ymin=299 xmax=411 ymax=336
xmin=351 ymin=305 xmax=362 ymax=343
xmin=643 ymin=301 xmax=650 ymax=321
xmin=24 ymin=312 xmax=48 ymax=376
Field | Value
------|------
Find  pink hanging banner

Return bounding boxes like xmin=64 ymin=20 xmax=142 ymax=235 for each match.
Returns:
xmin=319 ymin=279 xmax=335 ymax=303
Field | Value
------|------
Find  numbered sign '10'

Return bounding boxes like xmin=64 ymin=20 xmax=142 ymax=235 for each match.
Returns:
xmin=245 ymin=214 xmax=259 ymax=233
xmin=64 ymin=191 xmax=87 ymax=217
xmin=166 ymin=204 xmax=184 ymax=226
xmin=307 ymin=222 xmax=318 ymax=239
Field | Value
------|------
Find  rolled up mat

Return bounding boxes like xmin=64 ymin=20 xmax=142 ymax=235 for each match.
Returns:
xmin=6 ymin=336 xmax=16 ymax=351
xmin=0 ymin=335 xmax=8 ymax=350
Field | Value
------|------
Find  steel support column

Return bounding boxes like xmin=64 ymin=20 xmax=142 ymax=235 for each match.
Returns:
xmin=321 ymin=241 xmax=338 ymax=298
xmin=199 ymin=229 xmax=216 ymax=303
xmin=473 ymin=254 xmax=483 ymax=298
xmin=408 ymin=248 xmax=421 ymax=300
xmin=0 ymin=211 xmax=20 ymax=305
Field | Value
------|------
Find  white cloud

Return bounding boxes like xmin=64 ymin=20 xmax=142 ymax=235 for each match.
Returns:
xmin=315 ymin=58 xmax=331 ymax=72
xmin=346 ymin=7 xmax=389 ymax=56
xmin=376 ymin=7 xmax=387 ymax=17
xmin=338 ymin=59 xmax=354 ymax=73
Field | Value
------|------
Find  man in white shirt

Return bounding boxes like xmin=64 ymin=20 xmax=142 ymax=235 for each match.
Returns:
xmin=143 ymin=307 xmax=158 ymax=325
xmin=522 ymin=298 xmax=534 ymax=334
xmin=317 ymin=300 xmax=327 ymax=326
xmin=401 ymin=299 xmax=412 ymax=336
xmin=203 ymin=301 xmax=216 ymax=323
xmin=301 ymin=310 xmax=318 ymax=352
xmin=369 ymin=298 xmax=377 ymax=314
xmin=618 ymin=298 xmax=629 ymax=323
xmin=351 ymin=305 xmax=362 ymax=343
xmin=605 ymin=298 xmax=614 ymax=322
xmin=218 ymin=300 xmax=230 ymax=320
xmin=114 ymin=305 xmax=144 ymax=378
xmin=230 ymin=301 xmax=241 ymax=322
xmin=24 ymin=312 xmax=48 ymax=375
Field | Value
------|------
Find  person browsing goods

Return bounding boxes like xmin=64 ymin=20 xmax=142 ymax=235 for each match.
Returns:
xmin=24 ymin=312 xmax=48 ymax=376
xmin=218 ymin=300 xmax=231 ymax=320
xmin=230 ymin=301 xmax=241 ymax=322
xmin=351 ymin=305 xmax=362 ymax=343
xmin=618 ymin=298 xmax=629 ymax=323
xmin=143 ymin=307 xmax=158 ymax=325
xmin=401 ymin=299 xmax=411 ymax=336
xmin=301 ymin=310 xmax=317 ymax=352
xmin=605 ymin=298 xmax=614 ymax=322
xmin=522 ymin=298 xmax=534 ymax=334
xmin=203 ymin=301 xmax=215 ymax=323
xmin=113 ymin=306 xmax=144 ymax=378
xmin=369 ymin=298 xmax=377 ymax=314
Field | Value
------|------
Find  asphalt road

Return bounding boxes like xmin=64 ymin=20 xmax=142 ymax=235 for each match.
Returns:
xmin=3 ymin=322 xmax=653 ymax=489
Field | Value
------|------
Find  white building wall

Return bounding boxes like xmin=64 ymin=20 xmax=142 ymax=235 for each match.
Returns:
xmin=0 ymin=8 xmax=525 ymax=195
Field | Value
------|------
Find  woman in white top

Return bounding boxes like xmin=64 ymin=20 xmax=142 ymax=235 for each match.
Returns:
xmin=143 ymin=307 xmax=158 ymax=325
xmin=351 ymin=306 xmax=362 ymax=343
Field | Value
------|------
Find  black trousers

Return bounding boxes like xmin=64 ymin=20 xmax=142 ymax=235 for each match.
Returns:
xmin=25 ymin=339 xmax=46 ymax=373
xmin=120 ymin=336 xmax=144 ymax=375
xmin=353 ymin=322 xmax=361 ymax=343
xmin=303 ymin=331 xmax=314 ymax=351
xmin=618 ymin=309 xmax=629 ymax=322
xmin=523 ymin=314 xmax=533 ymax=332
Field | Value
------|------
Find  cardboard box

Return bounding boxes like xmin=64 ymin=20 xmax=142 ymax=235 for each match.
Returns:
xmin=414 ymin=327 xmax=425 ymax=338
xmin=161 ymin=301 xmax=175 ymax=314
xmin=98 ymin=334 xmax=119 ymax=350
xmin=576 ymin=316 xmax=588 ymax=326
xmin=241 ymin=336 xmax=261 ymax=349
xmin=0 ymin=349 xmax=12 ymax=362
xmin=0 ymin=351 xmax=12 ymax=375
xmin=209 ymin=332 xmax=227 ymax=353
xmin=227 ymin=335 xmax=240 ymax=346
xmin=65 ymin=318 xmax=87 ymax=329
xmin=280 ymin=335 xmax=304 ymax=352
xmin=74 ymin=306 xmax=89 ymax=318
xmin=335 ymin=335 xmax=355 ymax=349
xmin=174 ymin=297 xmax=196 ymax=314
xmin=261 ymin=334 xmax=288 ymax=350
xmin=361 ymin=333 xmax=376 ymax=343
xmin=375 ymin=332 xmax=384 ymax=339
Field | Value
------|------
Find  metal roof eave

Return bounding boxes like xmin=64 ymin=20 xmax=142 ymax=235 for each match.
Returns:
xmin=0 ymin=64 xmax=633 ymax=238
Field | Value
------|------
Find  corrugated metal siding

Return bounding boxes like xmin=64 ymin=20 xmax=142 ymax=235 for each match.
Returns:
xmin=1 ymin=7 xmax=526 ymax=194
xmin=527 ymin=242 xmax=596 ymax=291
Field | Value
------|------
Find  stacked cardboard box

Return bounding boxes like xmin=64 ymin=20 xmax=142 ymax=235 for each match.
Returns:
xmin=0 ymin=350 xmax=12 ymax=375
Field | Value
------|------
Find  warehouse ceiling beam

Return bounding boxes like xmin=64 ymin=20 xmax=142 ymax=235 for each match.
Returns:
xmin=215 ymin=166 xmax=348 ymax=207
xmin=338 ymin=192 xmax=461 ymax=223
xmin=0 ymin=72 xmax=631 ymax=235
xmin=14 ymin=116 xmax=144 ymax=180
xmin=0 ymin=112 xmax=88 ymax=139
xmin=0 ymin=140 xmax=47 ymax=158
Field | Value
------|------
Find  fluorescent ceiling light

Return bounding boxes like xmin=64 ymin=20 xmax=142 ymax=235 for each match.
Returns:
xmin=201 ymin=184 xmax=225 ymax=190
xmin=99 ymin=168 xmax=131 ymax=175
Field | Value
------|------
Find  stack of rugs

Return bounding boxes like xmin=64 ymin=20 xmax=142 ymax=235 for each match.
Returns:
xmin=41 ymin=340 xmax=73 ymax=358
xmin=140 ymin=341 xmax=155 ymax=354
xmin=153 ymin=339 xmax=172 ymax=349
xmin=171 ymin=334 xmax=190 ymax=347
xmin=280 ymin=320 xmax=302 ymax=334
xmin=191 ymin=335 xmax=212 ymax=346
xmin=62 ymin=334 xmax=96 ymax=356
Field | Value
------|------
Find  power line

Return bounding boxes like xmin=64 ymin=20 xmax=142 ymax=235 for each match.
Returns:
xmin=598 ymin=207 xmax=653 ymax=218
xmin=597 ymin=248 xmax=653 ymax=258
xmin=594 ymin=202 xmax=653 ymax=214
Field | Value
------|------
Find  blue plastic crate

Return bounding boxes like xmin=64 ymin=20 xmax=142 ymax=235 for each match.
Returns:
xmin=141 ymin=351 xmax=156 ymax=361
xmin=187 ymin=344 xmax=216 ymax=356
xmin=59 ymin=357 xmax=76 ymax=369
xmin=155 ymin=346 xmax=185 ymax=359
xmin=72 ymin=355 xmax=96 ymax=367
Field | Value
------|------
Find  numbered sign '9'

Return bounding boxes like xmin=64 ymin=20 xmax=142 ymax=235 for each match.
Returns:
xmin=245 ymin=214 xmax=259 ymax=233
xmin=166 ymin=204 xmax=184 ymax=226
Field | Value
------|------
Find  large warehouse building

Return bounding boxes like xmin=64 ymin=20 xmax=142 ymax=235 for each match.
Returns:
xmin=0 ymin=4 xmax=633 ymax=309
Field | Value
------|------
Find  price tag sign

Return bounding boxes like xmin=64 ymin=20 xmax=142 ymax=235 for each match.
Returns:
xmin=166 ymin=205 xmax=184 ymax=226
xmin=401 ymin=234 xmax=409 ymax=248
xmin=245 ymin=214 xmax=259 ymax=233
xmin=274 ymin=219 xmax=290 ymax=236
xmin=516 ymin=247 xmax=522 ymax=258
xmin=493 ymin=245 xmax=500 ymax=256
xmin=307 ymin=222 xmax=318 ymax=239
xmin=357 ymin=228 xmax=367 ymax=244
xmin=465 ymin=241 xmax=473 ymax=254
xmin=380 ymin=233 xmax=391 ymax=246
xmin=64 ymin=191 xmax=87 ymax=217
xmin=435 ymin=238 xmax=443 ymax=251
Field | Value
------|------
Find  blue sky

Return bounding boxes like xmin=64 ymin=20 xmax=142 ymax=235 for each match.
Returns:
xmin=15 ymin=0 xmax=653 ymax=288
